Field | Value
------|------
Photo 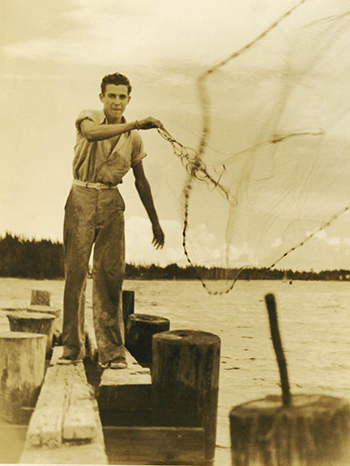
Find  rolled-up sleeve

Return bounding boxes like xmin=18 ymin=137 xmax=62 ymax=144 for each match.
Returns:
xmin=131 ymin=132 xmax=147 ymax=167
xmin=75 ymin=109 xmax=103 ymax=134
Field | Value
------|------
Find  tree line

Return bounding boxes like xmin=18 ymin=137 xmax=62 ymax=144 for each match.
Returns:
xmin=0 ymin=233 xmax=64 ymax=279
xmin=1 ymin=233 xmax=350 ymax=281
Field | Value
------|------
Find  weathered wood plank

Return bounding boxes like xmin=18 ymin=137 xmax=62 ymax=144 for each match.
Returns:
xmin=20 ymin=439 xmax=107 ymax=465
xmin=62 ymin=377 xmax=97 ymax=441
xmin=21 ymin=388 xmax=107 ymax=464
xmin=23 ymin=348 xmax=97 ymax=446
xmin=25 ymin=348 xmax=69 ymax=448
xmin=103 ymin=426 xmax=206 ymax=465
xmin=20 ymin=347 xmax=108 ymax=464
xmin=98 ymin=350 xmax=151 ymax=410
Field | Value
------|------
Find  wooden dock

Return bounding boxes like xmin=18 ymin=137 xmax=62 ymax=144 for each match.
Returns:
xmin=18 ymin=344 xmax=206 ymax=465
xmin=1 ymin=290 xmax=210 ymax=465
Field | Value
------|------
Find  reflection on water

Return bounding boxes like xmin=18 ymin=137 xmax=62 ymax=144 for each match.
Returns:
xmin=0 ymin=278 xmax=350 ymax=465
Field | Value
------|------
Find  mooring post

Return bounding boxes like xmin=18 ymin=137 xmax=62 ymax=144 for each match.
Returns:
xmin=126 ymin=314 xmax=170 ymax=364
xmin=6 ymin=311 xmax=56 ymax=357
xmin=0 ymin=332 xmax=46 ymax=423
xmin=122 ymin=290 xmax=135 ymax=330
xmin=152 ymin=330 xmax=221 ymax=461
xmin=30 ymin=290 xmax=51 ymax=307
xmin=229 ymin=293 xmax=350 ymax=465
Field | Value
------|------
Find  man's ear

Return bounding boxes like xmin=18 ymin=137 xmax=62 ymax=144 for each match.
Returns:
xmin=99 ymin=93 xmax=104 ymax=102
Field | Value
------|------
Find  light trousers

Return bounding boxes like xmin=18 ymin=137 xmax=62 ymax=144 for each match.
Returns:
xmin=62 ymin=184 xmax=126 ymax=364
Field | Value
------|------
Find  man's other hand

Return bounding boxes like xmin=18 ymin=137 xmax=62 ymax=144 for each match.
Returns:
xmin=152 ymin=223 xmax=165 ymax=249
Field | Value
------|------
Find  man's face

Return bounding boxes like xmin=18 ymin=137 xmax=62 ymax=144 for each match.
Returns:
xmin=100 ymin=84 xmax=130 ymax=123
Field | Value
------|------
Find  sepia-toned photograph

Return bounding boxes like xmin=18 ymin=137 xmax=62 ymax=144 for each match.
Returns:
xmin=1 ymin=0 xmax=350 ymax=465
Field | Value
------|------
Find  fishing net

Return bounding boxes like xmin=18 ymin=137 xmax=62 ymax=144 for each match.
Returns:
xmin=157 ymin=0 xmax=350 ymax=294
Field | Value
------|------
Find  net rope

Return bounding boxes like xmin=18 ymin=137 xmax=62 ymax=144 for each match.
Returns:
xmin=157 ymin=0 xmax=350 ymax=294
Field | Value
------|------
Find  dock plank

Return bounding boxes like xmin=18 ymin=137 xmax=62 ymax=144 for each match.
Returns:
xmin=62 ymin=369 xmax=97 ymax=441
xmin=20 ymin=347 xmax=107 ymax=464
xmin=20 ymin=438 xmax=107 ymax=465
xmin=98 ymin=350 xmax=151 ymax=410
xmin=85 ymin=313 xmax=152 ymax=411
xmin=103 ymin=426 xmax=206 ymax=465
xmin=25 ymin=360 xmax=66 ymax=447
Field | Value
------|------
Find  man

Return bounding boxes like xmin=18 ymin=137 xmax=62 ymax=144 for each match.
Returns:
xmin=60 ymin=72 xmax=164 ymax=369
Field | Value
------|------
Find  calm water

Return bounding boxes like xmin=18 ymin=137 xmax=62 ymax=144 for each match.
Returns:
xmin=1 ymin=278 xmax=350 ymax=465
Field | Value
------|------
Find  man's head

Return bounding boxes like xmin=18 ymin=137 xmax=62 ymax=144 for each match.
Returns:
xmin=100 ymin=73 xmax=132 ymax=123
xmin=100 ymin=73 xmax=132 ymax=95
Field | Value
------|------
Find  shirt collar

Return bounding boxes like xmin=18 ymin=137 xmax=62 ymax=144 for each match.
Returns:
xmin=101 ymin=111 xmax=126 ymax=125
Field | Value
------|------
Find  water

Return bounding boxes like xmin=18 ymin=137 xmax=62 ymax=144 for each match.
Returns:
xmin=1 ymin=277 xmax=350 ymax=465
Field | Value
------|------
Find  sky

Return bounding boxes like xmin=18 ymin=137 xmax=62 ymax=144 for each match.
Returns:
xmin=2 ymin=0 xmax=350 ymax=271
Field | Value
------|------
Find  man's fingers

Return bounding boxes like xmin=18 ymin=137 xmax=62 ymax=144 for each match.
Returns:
xmin=140 ymin=117 xmax=163 ymax=130
xmin=152 ymin=235 xmax=164 ymax=249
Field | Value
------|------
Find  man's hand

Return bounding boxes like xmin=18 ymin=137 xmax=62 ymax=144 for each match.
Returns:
xmin=136 ymin=117 xmax=163 ymax=130
xmin=152 ymin=223 xmax=165 ymax=249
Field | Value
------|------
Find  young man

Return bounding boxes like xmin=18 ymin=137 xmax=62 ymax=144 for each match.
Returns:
xmin=60 ymin=72 xmax=164 ymax=369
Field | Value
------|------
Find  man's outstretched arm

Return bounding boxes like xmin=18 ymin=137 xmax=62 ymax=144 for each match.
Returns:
xmin=133 ymin=162 xmax=165 ymax=249
xmin=81 ymin=117 xmax=163 ymax=142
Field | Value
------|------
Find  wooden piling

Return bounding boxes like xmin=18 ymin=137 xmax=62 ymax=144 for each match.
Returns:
xmin=7 ymin=311 xmax=55 ymax=357
xmin=0 ymin=332 xmax=46 ymax=423
xmin=31 ymin=290 xmax=51 ymax=307
xmin=126 ymin=313 xmax=170 ymax=364
xmin=122 ymin=290 xmax=135 ymax=327
xmin=229 ymin=394 xmax=350 ymax=466
xmin=229 ymin=293 xmax=350 ymax=465
xmin=152 ymin=330 xmax=221 ymax=461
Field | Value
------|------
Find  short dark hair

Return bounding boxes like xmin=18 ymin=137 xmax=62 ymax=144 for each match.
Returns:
xmin=100 ymin=73 xmax=132 ymax=95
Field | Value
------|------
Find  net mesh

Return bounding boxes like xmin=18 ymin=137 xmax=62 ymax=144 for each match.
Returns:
xmin=158 ymin=0 xmax=350 ymax=294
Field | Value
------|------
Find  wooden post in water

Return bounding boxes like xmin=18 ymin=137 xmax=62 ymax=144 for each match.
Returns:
xmin=229 ymin=293 xmax=350 ymax=466
xmin=7 ymin=311 xmax=56 ymax=357
xmin=152 ymin=330 xmax=221 ymax=461
xmin=31 ymin=290 xmax=51 ymax=306
xmin=0 ymin=332 xmax=46 ymax=423
xmin=126 ymin=314 xmax=170 ymax=364
xmin=122 ymin=290 xmax=135 ymax=329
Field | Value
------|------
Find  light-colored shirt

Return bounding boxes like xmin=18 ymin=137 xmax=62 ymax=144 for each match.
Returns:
xmin=73 ymin=109 xmax=146 ymax=185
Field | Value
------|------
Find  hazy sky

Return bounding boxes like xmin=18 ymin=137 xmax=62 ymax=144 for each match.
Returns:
xmin=2 ymin=0 xmax=350 ymax=271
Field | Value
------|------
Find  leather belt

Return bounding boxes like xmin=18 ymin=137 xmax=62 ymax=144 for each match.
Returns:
xmin=72 ymin=179 xmax=119 ymax=190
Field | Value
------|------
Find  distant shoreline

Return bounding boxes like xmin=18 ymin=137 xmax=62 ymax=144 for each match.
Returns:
xmin=1 ymin=274 xmax=350 ymax=282
xmin=2 ymin=233 xmax=350 ymax=282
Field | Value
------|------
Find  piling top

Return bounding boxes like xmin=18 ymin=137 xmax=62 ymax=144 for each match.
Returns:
xmin=230 ymin=394 xmax=350 ymax=417
xmin=0 ymin=331 xmax=47 ymax=340
xmin=128 ymin=314 xmax=170 ymax=323
xmin=7 ymin=311 xmax=55 ymax=320
xmin=153 ymin=329 xmax=220 ymax=346
xmin=26 ymin=305 xmax=60 ymax=316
